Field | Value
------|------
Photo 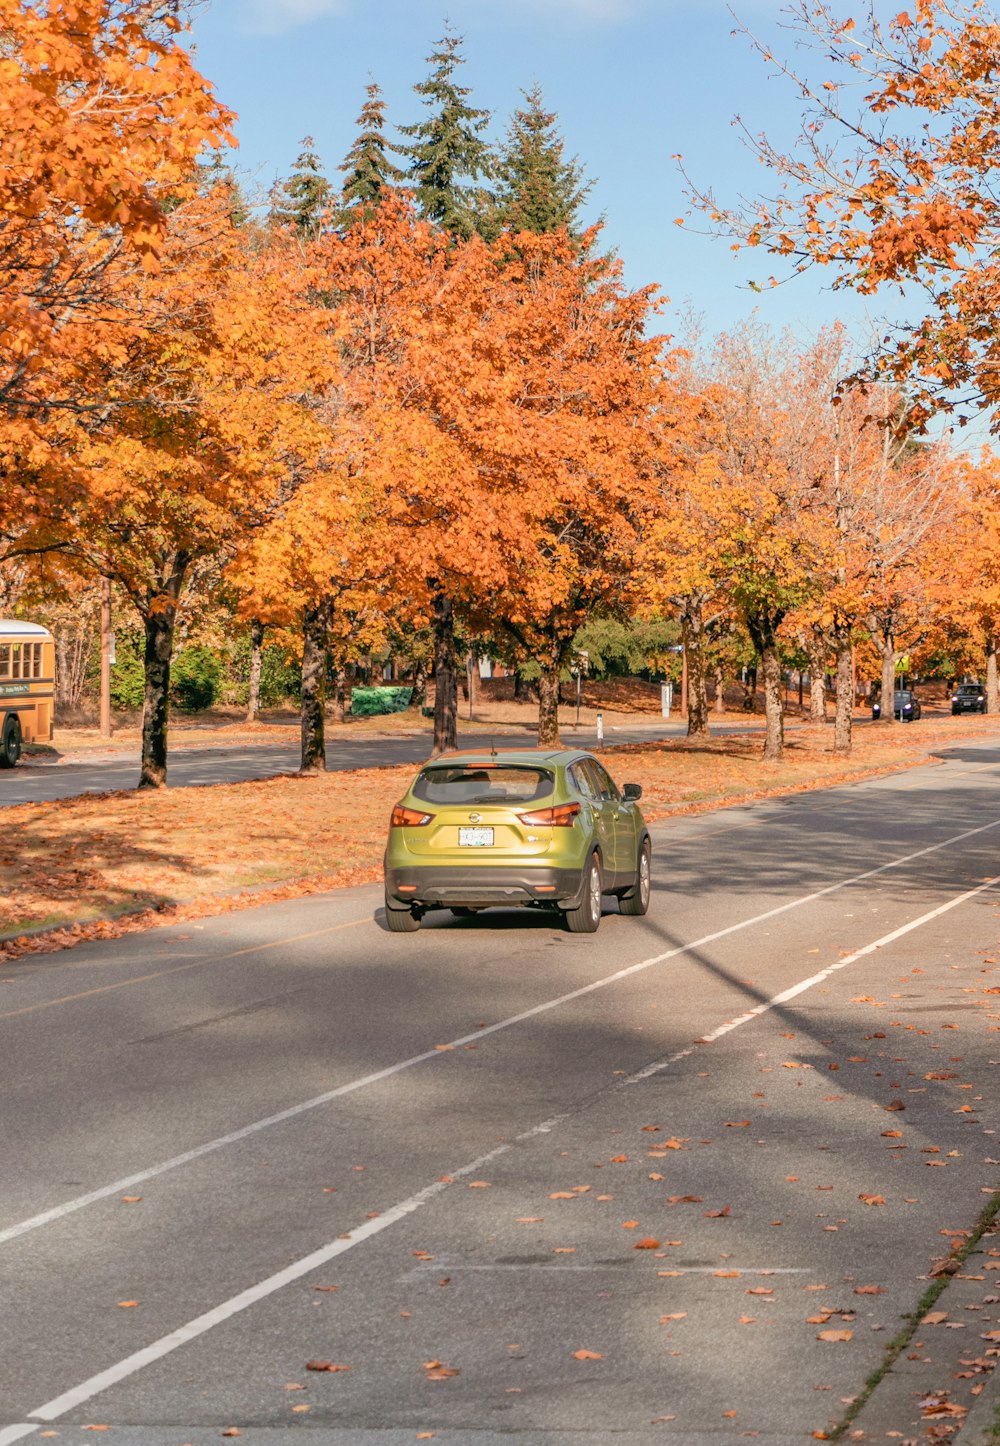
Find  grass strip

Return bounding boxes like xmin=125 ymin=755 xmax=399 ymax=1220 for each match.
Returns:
xmin=826 ymin=1189 xmax=1000 ymax=1440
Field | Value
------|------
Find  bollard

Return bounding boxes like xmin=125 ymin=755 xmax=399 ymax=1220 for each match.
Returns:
xmin=596 ymin=711 xmax=604 ymax=743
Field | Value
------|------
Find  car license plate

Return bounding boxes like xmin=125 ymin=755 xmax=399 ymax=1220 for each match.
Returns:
xmin=459 ymin=827 xmax=494 ymax=848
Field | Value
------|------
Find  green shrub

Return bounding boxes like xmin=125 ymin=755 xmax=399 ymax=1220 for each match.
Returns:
xmin=350 ymin=685 xmax=413 ymax=717
xmin=110 ymin=630 xmax=146 ymax=712
xmin=171 ymin=644 xmax=222 ymax=712
xmin=260 ymin=644 xmax=301 ymax=705
xmin=226 ymin=634 xmax=301 ymax=707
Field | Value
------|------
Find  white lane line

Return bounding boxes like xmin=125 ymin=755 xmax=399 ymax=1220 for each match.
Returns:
xmin=4 ymin=814 xmax=1000 ymax=1252
xmin=0 ymin=1427 xmax=40 ymax=1446
xmin=10 ymin=872 xmax=1000 ymax=1429
xmin=25 ymin=1129 xmax=528 ymax=1423
xmin=628 ymin=873 xmax=1000 ymax=1082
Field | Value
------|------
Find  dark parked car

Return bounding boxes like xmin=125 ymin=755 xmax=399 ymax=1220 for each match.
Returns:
xmin=952 ymin=683 xmax=986 ymax=715
xmin=872 ymin=689 xmax=922 ymax=722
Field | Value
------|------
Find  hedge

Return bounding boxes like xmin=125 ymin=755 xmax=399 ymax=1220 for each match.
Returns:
xmin=350 ymin=685 xmax=413 ymax=717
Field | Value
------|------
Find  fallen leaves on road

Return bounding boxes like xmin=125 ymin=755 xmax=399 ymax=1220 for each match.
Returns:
xmin=423 ymin=1361 xmax=460 ymax=1380
xmin=305 ymin=1361 xmax=350 ymax=1373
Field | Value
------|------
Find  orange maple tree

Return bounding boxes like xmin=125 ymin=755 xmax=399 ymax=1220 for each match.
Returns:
xmin=59 ymin=191 xmax=338 ymax=786
xmin=0 ymin=0 xmax=233 ymax=532
xmin=688 ymin=0 xmax=1000 ymax=431
xmin=923 ymin=451 xmax=1000 ymax=710
xmin=470 ymin=229 xmax=669 ymax=747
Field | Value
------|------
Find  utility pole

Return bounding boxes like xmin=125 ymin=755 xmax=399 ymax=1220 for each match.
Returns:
xmin=99 ymin=576 xmax=112 ymax=738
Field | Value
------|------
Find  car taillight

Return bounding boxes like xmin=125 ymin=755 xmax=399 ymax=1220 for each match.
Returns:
xmin=517 ymin=802 xmax=581 ymax=827
xmin=390 ymin=803 xmax=434 ymax=827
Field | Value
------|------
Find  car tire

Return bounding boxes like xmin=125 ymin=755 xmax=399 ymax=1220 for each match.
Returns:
xmin=619 ymin=838 xmax=651 ymax=917
xmin=384 ymin=895 xmax=420 ymax=933
xmin=564 ymin=853 xmax=602 ymax=934
xmin=0 ymin=718 xmax=21 ymax=768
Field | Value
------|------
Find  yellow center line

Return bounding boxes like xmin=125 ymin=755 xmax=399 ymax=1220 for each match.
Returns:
xmin=0 ymin=917 xmax=371 ymax=1022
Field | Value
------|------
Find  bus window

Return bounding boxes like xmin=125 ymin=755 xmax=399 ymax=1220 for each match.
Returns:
xmin=32 ymin=643 xmax=41 ymax=678
xmin=0 ymin=645 xmax=8 ymax=679
xmin=11 ymin=644 xmax=21 ymax=680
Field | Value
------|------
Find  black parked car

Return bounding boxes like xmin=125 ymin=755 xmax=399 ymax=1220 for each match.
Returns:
xmin=872 ymin=689 xmax=922 ymax=722
xmin=952 ymin=683 xmax=986 ymax=715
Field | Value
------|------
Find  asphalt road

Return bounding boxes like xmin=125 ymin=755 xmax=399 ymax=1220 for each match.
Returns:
xmin=2 ymin=740 xmax=1000 ymax=1443
xmin=0 ymin=722 xmax=695 ymax=807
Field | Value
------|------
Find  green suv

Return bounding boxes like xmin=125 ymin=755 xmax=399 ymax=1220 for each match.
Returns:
xmin=383 ymin=749 xmax=651 ymax=934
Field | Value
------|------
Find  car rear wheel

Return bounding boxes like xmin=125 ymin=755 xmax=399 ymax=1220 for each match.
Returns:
xmin=564 ymin=854 xmax=602 ymax=934
xmin=619 ymin=839 xmax=651 ymax=917
xmin=384 ymin=895 xmax=421 ymax=933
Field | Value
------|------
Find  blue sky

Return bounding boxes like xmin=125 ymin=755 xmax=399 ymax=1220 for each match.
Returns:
xmin=184 ymin=0 xmax=897 ymax=353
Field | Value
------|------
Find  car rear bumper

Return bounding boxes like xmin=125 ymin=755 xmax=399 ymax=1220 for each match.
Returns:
xmin=385 ymin=863 xmax=586 ymax=909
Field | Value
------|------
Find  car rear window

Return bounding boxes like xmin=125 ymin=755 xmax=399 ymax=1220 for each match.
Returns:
xmin=412 ymin=765 xmax=555 ymax=806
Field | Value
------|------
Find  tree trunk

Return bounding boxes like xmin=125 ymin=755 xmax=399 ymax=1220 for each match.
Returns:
xmin=833 ymin=627 xmax=853 ymax=757
xmin=138 ymin=552 xmax=189 ymax=789
xmin=746 ymin=609 xmax=785 ymax=759
xmin=537 ymin=658 xmax=561 ymax=747
xmin=805 ymin=626 xmax=828 ymax=723
xmin=513 ymin=668 xmax=537 ymax=702
xmin=681 ymin=602 xmax=709 ymax=739
xmin=760 ymin=642 xmax=784 ymax=760
xmin=409 ymin=659 xmax=427 ymax=712
xmin=431 ymin=591 xmax=458 ymax=756
xmin=300 ymin=601 xmax=328 ymax=774
xmin=875 ymin=635 xmax=897 ymax=723
xmin=332 ymin=667 xmax=347 ymax=724
xmin=742 ymin=665 xmax=758 ymax=712
xmin=713 ymin=662 xmax=726 ymax=714
xmin=246 ymin=618 xmax=264 ymax=722
xmin=466 ymin=651 xmax=476 ymax=718
xmin=986 ymin=638 xmax=998 ymax=715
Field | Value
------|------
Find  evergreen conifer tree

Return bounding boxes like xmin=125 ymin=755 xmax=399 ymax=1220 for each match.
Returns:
xmin=399 ymin=28 xmax=493 ymax=239
xmin=269 ymin=137 xmax=332 ymax=238
xmin=491 ymin=83 xmax=592 ymax=239
xmin=338 ymin=81 xmax=405 ymax=224
xmin=197 ymin=151 xmax=250 ymax=228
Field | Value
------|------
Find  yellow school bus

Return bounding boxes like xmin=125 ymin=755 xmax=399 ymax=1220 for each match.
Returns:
xmin=0 ymin=620 xmax=55 ymax=767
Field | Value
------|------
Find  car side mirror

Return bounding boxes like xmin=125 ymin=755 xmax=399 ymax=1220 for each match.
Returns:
xmin=622 ymin=783 xmax=642 ymax=801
